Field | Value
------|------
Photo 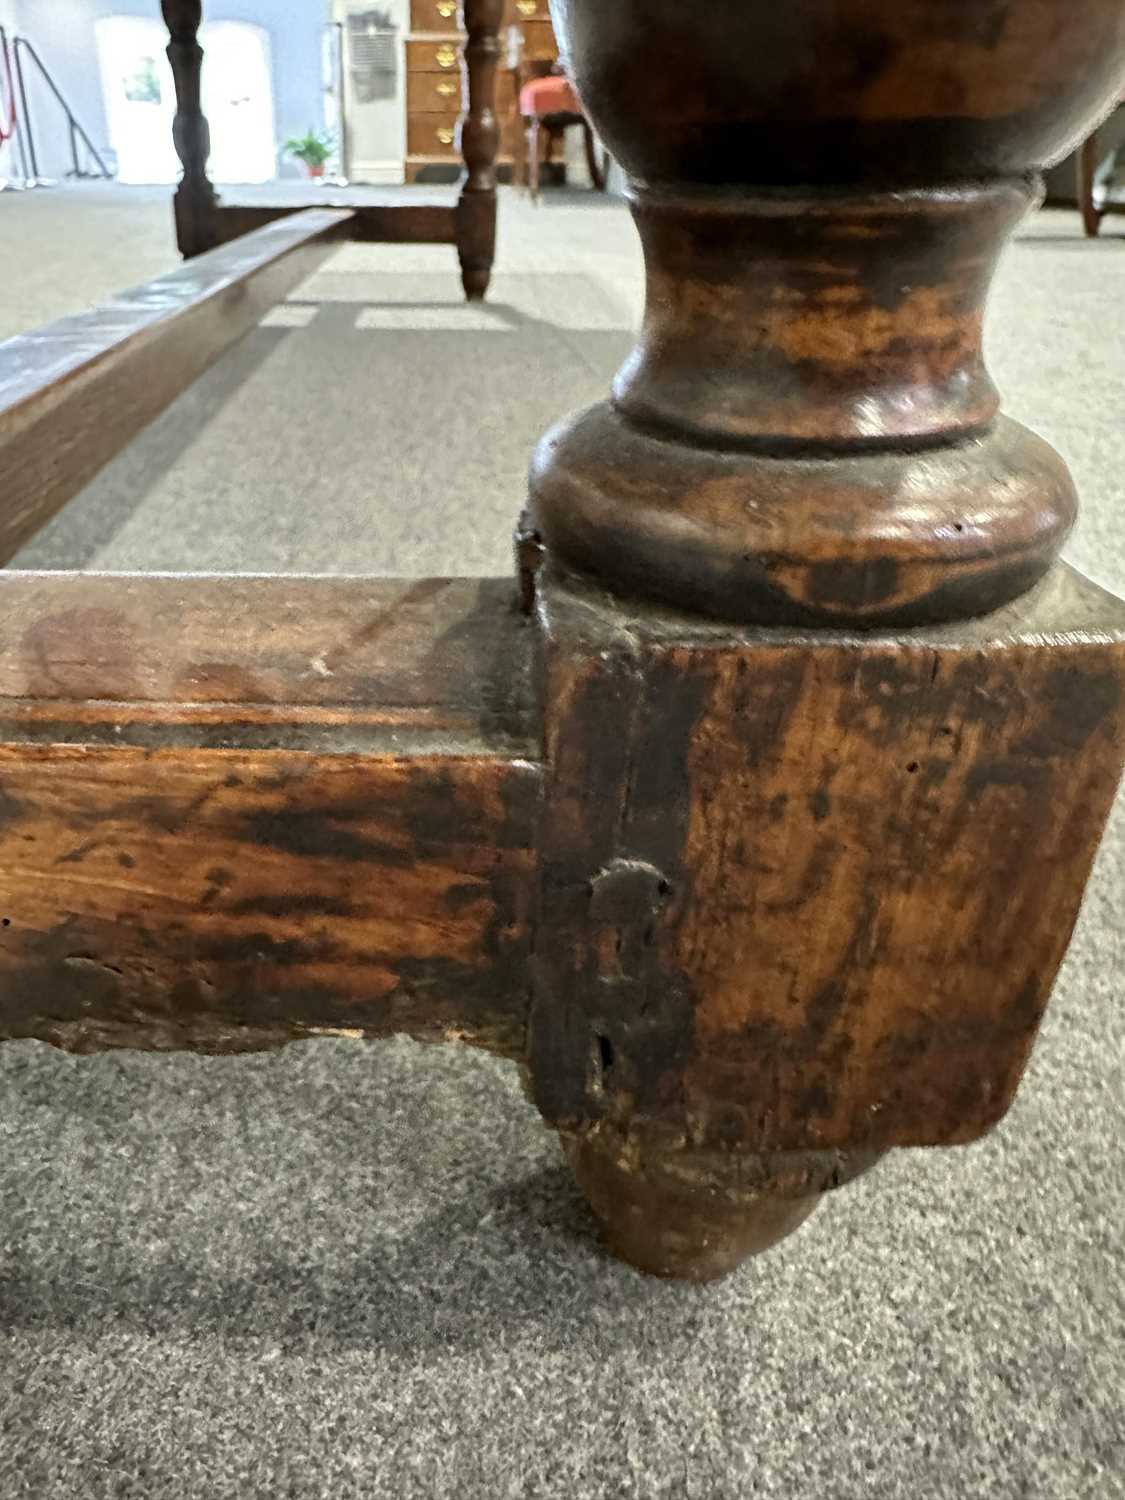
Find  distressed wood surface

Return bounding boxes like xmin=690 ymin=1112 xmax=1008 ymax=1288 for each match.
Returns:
xmin=530 ymin=563 xmax=1125 ymax=1155
xmin=532 ymin=0 xmax=1125 ymax=629
xmin=0 ymin=573 xmax=534 ymax=749
xmin=0 ymin=0 xmax=1118 ymax=1288
xmin=529 ymin=179 xmax=1079 ymax=628
xmin=0 ymin=211 xmax=352 ymax=564
xmin=531 ymin=0 xmax=1125 ymax=1273
xmin=0 ymin=574 xmax=540 ymax=1057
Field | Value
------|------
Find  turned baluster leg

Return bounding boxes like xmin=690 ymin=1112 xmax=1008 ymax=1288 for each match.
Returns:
xmin=456 ymin=0 xmax=502 ymax=301
xmin=161 ymin=0 xmax=217 ymax=259
xmin=523 ymin=0 xmax=1125 ymax=1279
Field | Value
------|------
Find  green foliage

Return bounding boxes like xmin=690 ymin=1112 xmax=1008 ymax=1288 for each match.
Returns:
xmin=283 ymin=129 xmax=334 ymax=168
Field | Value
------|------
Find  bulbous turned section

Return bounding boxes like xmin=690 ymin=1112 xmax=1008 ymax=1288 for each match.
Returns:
xmin=531 ymin=0 xmax=1125 ymax=627
xmin=617 ymin=181 xmax=1029 ymax=452
xmin=531 ymin=403 xmax=1076 ymax=628
xmin=529 ymin=180 xmax=1076 ymax=627
xmin=551 ymin=0 xmax=1125 ymax=188
xmin=531 ymin=180 xmax=1080 ymax=626
xmin=563 ymin=1128 xmax=882 ymax=1282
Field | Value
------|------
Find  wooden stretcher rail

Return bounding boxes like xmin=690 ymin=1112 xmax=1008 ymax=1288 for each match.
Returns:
xmin=0 ymin=208 xmax=353 ymax=565
xmin=0 ymin=571 xmax=540 ymax=1060
xmin=0 ymin=0 xmax=1122 ymax=1287
xmin=208 ymin=201 xmax=459 ymax=248
xmin=161 ymin=0 xmax=502 ymax=297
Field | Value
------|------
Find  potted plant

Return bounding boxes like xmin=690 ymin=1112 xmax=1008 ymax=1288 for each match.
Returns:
xmin=283 ymin=128 xmax=334 ymax=180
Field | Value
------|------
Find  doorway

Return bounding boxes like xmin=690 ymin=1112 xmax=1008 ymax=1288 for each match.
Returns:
xmin=95 ymin=15 xmax=276 ymax=185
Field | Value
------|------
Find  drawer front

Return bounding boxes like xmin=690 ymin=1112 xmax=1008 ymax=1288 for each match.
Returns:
xmin=406 ymin=39 xmax=462 ymax=72
xmin=407 ymin=112 xmax=461 ymax=157
xmin=520 ymin=17 xmax=558 ymax=61
xmin=412 ymin=0 xmax=461 ymax=31
xmin=409 ymin=71 xmax=462 ymax=111
xmin=509 ymin=0 xmax=549 ymax=19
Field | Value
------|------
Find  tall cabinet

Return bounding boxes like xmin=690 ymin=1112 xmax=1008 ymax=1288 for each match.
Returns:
xmin=405 ymin=0 xmax=559 ymax=182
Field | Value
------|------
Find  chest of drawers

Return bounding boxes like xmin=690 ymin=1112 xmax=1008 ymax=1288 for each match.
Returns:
xmin=405 ymin=0 xmax=560 ymax=181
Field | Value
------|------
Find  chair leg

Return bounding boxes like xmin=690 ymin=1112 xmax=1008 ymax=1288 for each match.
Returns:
xmin=582 ymin=120 xmax=608 ymax=192
xmin=515 ymin=116 xmax=527 ymax=190
xmin=1078 ymin=131 xmax=1102 ymax=238
xmin=528 ymin=116 xmax=541 ymax=204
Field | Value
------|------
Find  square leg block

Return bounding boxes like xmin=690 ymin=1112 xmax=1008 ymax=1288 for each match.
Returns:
xmin=531 ymin=563 xmax=1125 ymax=1154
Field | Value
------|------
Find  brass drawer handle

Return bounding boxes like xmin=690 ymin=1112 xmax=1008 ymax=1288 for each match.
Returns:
xmin=437 ymin=126 xmax=456 ymax=145
xmin=517 ymin=0 xmax=538 ymax=15
xmin=436 ymin=43 xmax=458 ymax=67
xmin=437 ymin=0 xmax=456 ymax=15
xmin=436 ymin=80 xmax=457 ymax=97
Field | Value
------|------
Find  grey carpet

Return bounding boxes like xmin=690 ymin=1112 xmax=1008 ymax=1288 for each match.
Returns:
xmin=2 ymin=184 xmax=1125 ymax=1498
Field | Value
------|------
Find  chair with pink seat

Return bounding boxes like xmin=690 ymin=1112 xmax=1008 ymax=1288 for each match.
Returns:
xmin=518 ymin=68 xmax=608 ymax=202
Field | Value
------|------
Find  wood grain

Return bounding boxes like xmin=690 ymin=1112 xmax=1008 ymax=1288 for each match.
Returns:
xmin=532 ymin=0 xmax=1125 ymax=628
xmin=0 ymin=574 xmax=540 ymax=1057
xmin=0 ymin=573 xmax=535 ymax=748
xmin=0 ymin=210 xmax=352 ymax=563
xmin=530 ymin=563 xmax=1125 ymax=1154
xmin=618 ymin=183 xmax=1030 ymax=450
xmin=532 ymin=404 xmax=1077 ymax=630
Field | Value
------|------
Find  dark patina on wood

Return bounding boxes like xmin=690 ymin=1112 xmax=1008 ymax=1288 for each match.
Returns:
xmin=530 ymin=564 xmax=1125 ymax=1146
xmin=0 ymin=576 xmax=539 ymax=1059
xmin=533 ymin=0 xmax=1125 ymax=627
xmin=524 ymin=562 xmax=1125 ymax=1275
xmin=0 ymin=0 xmax=1123 ymax=1283
xmin=518 ymin=0 xmax=1125 ymax=1273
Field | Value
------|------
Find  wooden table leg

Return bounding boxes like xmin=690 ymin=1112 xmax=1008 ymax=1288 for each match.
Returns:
xmin=526 ymin=0 xmax=1125 ymax=1278
xmin=161 ymin=0 xmax=218 ymax=259
xmin=5 ymin=0 xmax=1125 ymax=1289
xmin=456 ymin=0 xmax=503 ymax=300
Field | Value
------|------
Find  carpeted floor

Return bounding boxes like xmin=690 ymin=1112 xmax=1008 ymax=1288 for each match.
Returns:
xmin=1 ymin=182 xmax=1125 ymax=1498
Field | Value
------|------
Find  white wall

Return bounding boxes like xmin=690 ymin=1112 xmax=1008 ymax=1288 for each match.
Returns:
xmin=10 ymin=0 xmax=328 ymax=181
xmin=11 ymin=0 xmax=108 ymax=178
xmin=0 ymin=0 xmax=23 ymax=178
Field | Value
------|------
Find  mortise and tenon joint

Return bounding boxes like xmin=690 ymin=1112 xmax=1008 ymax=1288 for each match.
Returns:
xmin=1 ymin=0 xmax=1125 ymax=1283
